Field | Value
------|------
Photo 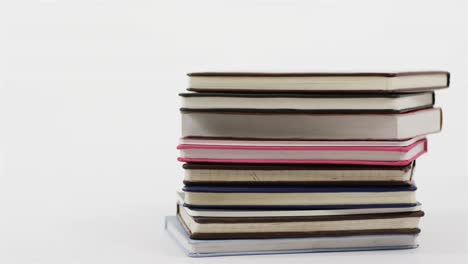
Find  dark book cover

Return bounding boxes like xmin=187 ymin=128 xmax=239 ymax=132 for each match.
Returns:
xmin=183 ymin=185 xmax=417 ymax=193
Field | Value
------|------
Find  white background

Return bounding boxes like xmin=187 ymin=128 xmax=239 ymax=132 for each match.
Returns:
xmin=0 ymin=0 xmax=467 ymax=263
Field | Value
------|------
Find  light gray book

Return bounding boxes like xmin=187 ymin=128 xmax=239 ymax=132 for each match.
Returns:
xmin=165 ymin=216 xmax=418 ymax=257
xmin=179 ymin=92 xmax=434 ymax=114
xmin=187 ymin=71 xmax=449 ymax=93
xmin=181 ymin=108 xmax=442 ymax=140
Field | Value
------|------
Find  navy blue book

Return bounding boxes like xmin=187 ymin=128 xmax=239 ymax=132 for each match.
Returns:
xmin=183 ymin=185 xmax=417 ymax=209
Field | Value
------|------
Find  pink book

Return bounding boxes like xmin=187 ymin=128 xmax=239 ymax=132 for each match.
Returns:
xmin=177 ymin=138 xmax=427 ymax=166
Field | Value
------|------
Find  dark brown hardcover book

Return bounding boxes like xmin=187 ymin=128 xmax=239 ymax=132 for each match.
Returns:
xmin=177 ymin=205 xmax=424 ymax=240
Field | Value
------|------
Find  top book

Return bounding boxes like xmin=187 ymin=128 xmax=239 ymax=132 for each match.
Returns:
xmin=187 ymin=71 xmax=450 ymax=93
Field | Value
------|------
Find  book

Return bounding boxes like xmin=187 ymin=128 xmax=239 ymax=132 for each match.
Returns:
xmin=180 ymin=92 xmax=434 ymax=114
xmin=165 ymin=216 xmax=419 ymax=257
xmin=176 ymin=192 xmax=422 ymax=217
xmin=181 ymin=108 xmax=442 ymax=140
xmin=183 ymin=185 xmax=417 ymax=208
xmin=177 ymin=138 xmax=427 ymax=166
xmin=176 ymin=203 xmax=423 ymax=240
xmin=182 ymin=162 xmax=416 ymax=186
xmin=180 ymin=136 xmax=426 ymax=147
xmin=187 ymin=71 xmax=449 ymax=93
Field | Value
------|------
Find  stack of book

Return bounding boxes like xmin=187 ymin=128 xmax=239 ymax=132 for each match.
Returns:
xmin=166 ymin=71 xmax=449 ymax=257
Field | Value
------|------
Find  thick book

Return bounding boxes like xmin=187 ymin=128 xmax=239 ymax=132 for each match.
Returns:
xmin=182 ymin=162 xmax=416 ymax=186
xmin=177 ymin=138 xmax=427 ymax=166
xmin=176 ymin=203 xmax=423 ymax=240
xmin=187 ymin=71 xmax=449 ymax=93
xmin=165 ymin=216 xmax=419 ymax=257
xmin=181 ymin=108 xmax=442 ymax=140
xmin=183 ymin=185 xmax=417 ymax=209
xmin=180 ymin=92 xmax=434 ymax=114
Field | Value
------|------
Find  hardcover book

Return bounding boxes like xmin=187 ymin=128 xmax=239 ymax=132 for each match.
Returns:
xmin=165 ymin=216 xmax=419 ymax=257
xmin=183 ymin=185 xmax=417 ymax=209
xmin=182 ymin=162 xmax=416 ymax=186
xmin=178 ymin=138 xmax=427 ymax=166
xmin=180 ymin=92 xmax=434 ymax=114
xmin=176 ymin=203 xmax=423 ymax=240
xmin=177 ymin=195 xmax=423 ymax=218
xmin=181 ymin=108 xmax=442 ymax=140
xmin=187 ymin=71 xmax=449 ymax=93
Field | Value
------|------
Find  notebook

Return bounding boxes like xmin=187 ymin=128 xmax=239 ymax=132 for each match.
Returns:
xmin=176 ymin=192 xmax=423 ymax=217
xmin=187 ymin=71 xmax=449 ymax=93
xmin=177 ymin=138 xmax=427 ymax=166
xmin=182 ymin=162 xmax=416 ymax=186
xmin=183 ymin=185 xmax=417 ymax=209
xmin=165 ymin=216 xmax=419 ymax=257
xmin=181 ymin=108 xmax=442 ymax=140
xmin=176 ymin=203 xmax=423 ymax=240
xmin=180 ymin=92 xmax=434 ymax=114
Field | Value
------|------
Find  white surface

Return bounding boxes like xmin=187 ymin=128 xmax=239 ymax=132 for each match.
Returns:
xmin=0 ymin=0 xmax=467 ymax=263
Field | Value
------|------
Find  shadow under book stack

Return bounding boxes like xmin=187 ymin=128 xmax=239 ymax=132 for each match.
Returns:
xmin=166 ymin=71 xmax=450 ymax=257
